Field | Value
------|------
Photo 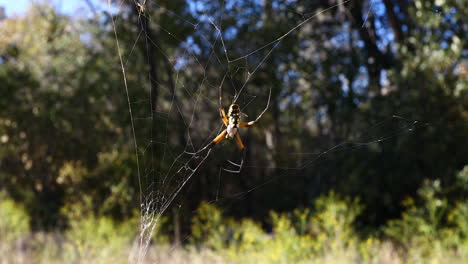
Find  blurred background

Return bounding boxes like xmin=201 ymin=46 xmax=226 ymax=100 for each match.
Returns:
xmin=0 ymin=0 xmax=467 ymax=263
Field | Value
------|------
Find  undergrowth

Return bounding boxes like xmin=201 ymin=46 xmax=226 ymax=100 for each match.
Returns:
xmin=1 ymin=167 xmax=467 ymax=263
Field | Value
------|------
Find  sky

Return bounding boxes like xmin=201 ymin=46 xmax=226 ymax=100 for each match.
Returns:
xmin=0 ymin=0 xmax=108 ymax=17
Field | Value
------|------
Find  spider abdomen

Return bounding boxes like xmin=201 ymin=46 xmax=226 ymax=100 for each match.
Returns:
xmin=226 ymin=104 xmax=241 ymax=139
xmin=226 ymin=124 xmax=238 ymax=139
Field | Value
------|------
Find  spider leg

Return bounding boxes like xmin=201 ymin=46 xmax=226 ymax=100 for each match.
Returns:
xmin=234 ymin=133 xmax=245 ymax=150
xmin=224 ymin=148 xmax=246 ymax=174
xmin=221 ymin=108 xmax=228 ymax=126
xmin=223 ymin=133 xmax=246 ymax=173
xmin=239 ymin=121 xmax=254 ymax=128
xmin=239 ymin=87 xmax=272 ymax=127
xmin=213 ymin=129 xmax=227 ymax=144
xmin=185 ymin=129 xmax=227 ymax=155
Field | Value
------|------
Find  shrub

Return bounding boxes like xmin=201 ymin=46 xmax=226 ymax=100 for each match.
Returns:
xmin=0 ymin=194 xmax=30 ymax=243
xmin=384 ymin=171 xmax=468 ymax=262
xmin=223 ymin=192 xmax=364 ymax=263
xmin=62 ymin=215 xmax=137 ymax=263
xmin=308 ymin=191 xmax=363 ymax=253
xmin=190 ymin=201 xmax=228 ymax=250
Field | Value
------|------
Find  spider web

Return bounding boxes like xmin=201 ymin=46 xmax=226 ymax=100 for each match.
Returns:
xmin=106 ymin=0 xmax=426 ymax=262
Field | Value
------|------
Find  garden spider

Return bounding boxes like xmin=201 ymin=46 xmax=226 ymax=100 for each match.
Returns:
xmin=193 ymin=83 xmax=271 ymax=173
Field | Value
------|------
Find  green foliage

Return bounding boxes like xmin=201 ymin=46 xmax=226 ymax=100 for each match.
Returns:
xmin=0 ymin=3 xmax=466 ymax=264
xmin=62 ymin=215 xmax=136 ymax=262
xmin=308 ymin=192 xmax=363 ymax=252
xmin=230 ymin=218 xmax=266 ymax=251
xmin=384 ymin=168 xmax=468 ymax=261
xmin=446 ymin=201 xmax=468 ymax=253
xmin=190 ymin=201 xmax=228 ymax=250
xmin=189 ymin=193 xmax=366 ymax=263
xmin=385 ymin=180 xmax=447 ymax=248
xmin=456 ymin=165 xmax=468 ymax=191
xmin=150 ymin=215 xmax=171 ymax=244
xmin=0 ymin=194 xmax=30 ymax=242
xmin=58 ymin=150 xmax=140 ymax=220
xmin=0 ymin=4 xmax=140 ymax=228
xmin=448 ymin=166 xmax=468 ymax=242
xmin=187 ymin=190 xmax=466 ymax=263
xmin=0 ymin=189 xmax=466 ymax=263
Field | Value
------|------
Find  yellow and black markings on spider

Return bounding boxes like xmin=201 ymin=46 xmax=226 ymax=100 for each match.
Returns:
xmin=192 ymin=83 xmax=271 ymax=173
xmin=211 ymin=104 xmax=258 ymax=150
xmin=204 ymin=104 xmax=260 ymax=173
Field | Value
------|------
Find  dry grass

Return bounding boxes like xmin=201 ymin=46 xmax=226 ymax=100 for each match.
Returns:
xmin=1 ymin=235 xmax=466 ymax=264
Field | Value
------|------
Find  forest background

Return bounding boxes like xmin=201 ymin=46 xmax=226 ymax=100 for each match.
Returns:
xmin=0 ymin=0 xmax=467 ymax=263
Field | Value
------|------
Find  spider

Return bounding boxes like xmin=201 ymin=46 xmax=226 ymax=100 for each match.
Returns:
xmin=192 ymin=83 xmax=271 ymax=173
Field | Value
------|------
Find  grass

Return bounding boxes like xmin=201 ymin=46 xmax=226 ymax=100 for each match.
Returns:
xmin=1 ymin=234 xmax=466 ymax=264
xmin=1 ymin=176 xmax=467 ymax=263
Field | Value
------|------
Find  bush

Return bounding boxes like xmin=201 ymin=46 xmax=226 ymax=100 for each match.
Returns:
xmin=62 ymin=215 xmax=137 ymax=263
xmin=190 ymin=201 xmax=228 ymax=250
xmin=308 ymin=191 xmax=363 ymax=253
xmin=0 ymin=194 xmax=30 ymax=243
xmin=384 ymin=170 xmax=468 ymax=262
